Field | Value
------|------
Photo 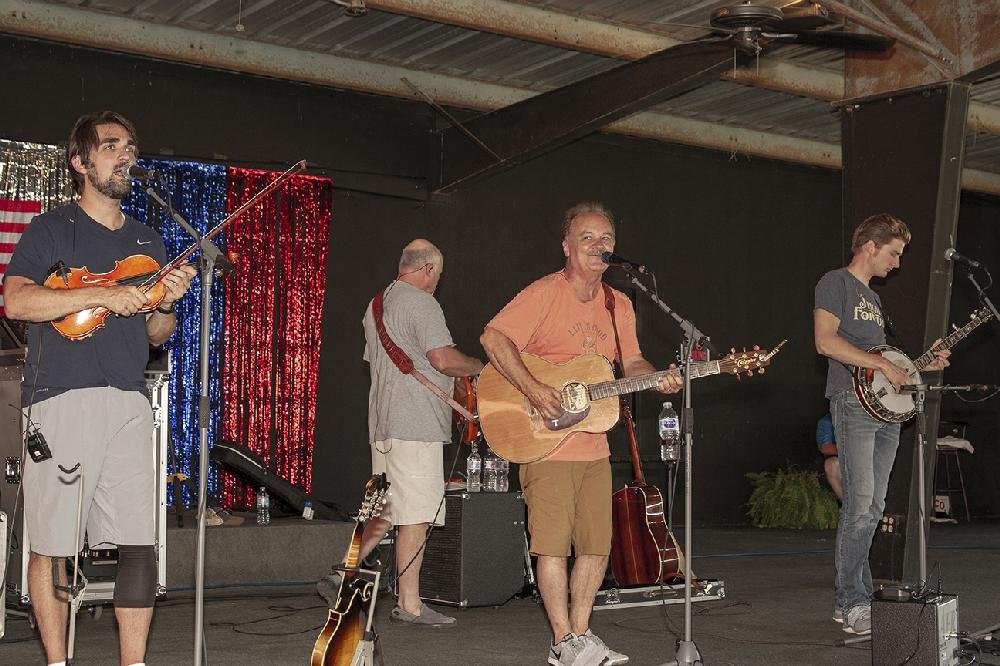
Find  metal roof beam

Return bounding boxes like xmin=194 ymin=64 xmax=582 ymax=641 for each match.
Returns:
xmin=366 ymin=0 xmax=1000 ymax=136
xmin=0 ymin=0 xmax=997 ymax=196
xmin=432 ymin=41 xmax=736 ymax=192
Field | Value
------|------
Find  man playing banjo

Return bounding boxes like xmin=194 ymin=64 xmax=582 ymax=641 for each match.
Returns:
xmin=813 ymin=213 xmax=950 ymax=636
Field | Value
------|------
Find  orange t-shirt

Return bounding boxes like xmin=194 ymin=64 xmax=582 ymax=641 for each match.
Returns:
xmin=485 ymin=271 xmax=641 ymax=461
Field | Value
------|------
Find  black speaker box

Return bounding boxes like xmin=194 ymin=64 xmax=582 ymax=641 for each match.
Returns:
xmin=872 ymin=594 xmax=959 ymax=666
xmin=419 ymin=491 xmax=526 ymax=607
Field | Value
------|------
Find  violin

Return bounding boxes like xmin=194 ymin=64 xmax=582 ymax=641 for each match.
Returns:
xmin=45 ymin=160 xmax=307 ymax=341
xmin=46 ymin=254 xmax=168 ymax=340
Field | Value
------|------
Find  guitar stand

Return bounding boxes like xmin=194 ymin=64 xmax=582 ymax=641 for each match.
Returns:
xmin=347 ymin=567 xmax=382 ymax=666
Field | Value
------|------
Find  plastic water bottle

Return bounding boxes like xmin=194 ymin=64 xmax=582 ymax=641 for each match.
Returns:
xmin=482 ymin=446 xmax=500 ymax=492
xmin=256 ymin=486 xmax=271 ymax=525
xmin=466 ymin=441 xmax=482 ymax=493
xmin=658 ymin=401 xmax=681 ymax=463
xmin=302 ymin=501 xmax=314 ymax=520
xmin=497 ymin=457 xmax=509 ymax=493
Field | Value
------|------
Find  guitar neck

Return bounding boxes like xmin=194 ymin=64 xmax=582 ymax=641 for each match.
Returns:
xmin=588 ymin=361 xmax=719 ymax=400
xmin=913 ymin=311 xmax=993 ymax=371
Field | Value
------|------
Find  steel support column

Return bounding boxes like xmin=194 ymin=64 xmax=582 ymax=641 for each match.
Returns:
xmin=840 ymin=81 xmax=970 ymax=585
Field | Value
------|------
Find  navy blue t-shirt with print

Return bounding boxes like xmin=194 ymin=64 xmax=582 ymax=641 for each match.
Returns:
xmin=4 ymin=202 xmax=168 ymax=405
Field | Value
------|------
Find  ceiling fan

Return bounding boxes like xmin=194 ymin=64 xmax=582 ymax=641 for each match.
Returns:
xmin=431 ymin=1 xmax=897 ymax=191
xmin=689 ymin=1 xmax=896 ymax=56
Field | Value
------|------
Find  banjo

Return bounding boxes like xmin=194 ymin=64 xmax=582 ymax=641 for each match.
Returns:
xmin=853 ymin=307 xmax=994 ymax=423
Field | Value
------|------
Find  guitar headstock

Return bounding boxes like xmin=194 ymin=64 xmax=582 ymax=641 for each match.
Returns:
xmin=357 ymin=473 xmax=391 ymax=523
xmin=971 ymin=307 xmax=995 ymax=324
xmin=718 ymin=340 xmax=787 ymax=380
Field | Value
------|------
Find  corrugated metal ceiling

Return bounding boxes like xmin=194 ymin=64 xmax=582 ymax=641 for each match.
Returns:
xmin=15 ymin=0 xmax=1000 ymax=176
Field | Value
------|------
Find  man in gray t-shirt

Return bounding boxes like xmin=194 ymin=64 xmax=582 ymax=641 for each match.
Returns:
xmin=813 ymin=213 xmax=950 ymax=636
xmin=318 ymin=239 xmax=483 ymax=627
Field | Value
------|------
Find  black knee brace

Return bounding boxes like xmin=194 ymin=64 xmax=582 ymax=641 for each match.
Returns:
xmin=113 ymin=545 xmax=157 ymax=609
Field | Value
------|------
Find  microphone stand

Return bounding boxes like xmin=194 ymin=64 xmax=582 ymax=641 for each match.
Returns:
xmin=143 ymin=183 xmax=233 ymax=666
xmin=616 ymin=268 xmax=715 ymax=666
xmin=963 ymin=268 xmax=999 ymax=323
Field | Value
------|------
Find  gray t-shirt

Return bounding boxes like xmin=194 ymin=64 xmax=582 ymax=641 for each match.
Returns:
xmin=362 ymin=281 xmax=455 ymax=443
xmin=815 ymin=268 xmax=887 ymax=398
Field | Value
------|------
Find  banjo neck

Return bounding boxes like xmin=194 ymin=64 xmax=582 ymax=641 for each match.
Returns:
xmin=911 ymin=308 xmax=993 ymax=371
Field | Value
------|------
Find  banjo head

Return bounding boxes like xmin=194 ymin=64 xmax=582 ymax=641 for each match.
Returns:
xmin=855 ymin=345 xmax=919 ymax=422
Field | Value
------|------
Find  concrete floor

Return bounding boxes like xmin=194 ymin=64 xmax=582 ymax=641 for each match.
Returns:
xmin=3 ymin=523 xmax=999 ymax=665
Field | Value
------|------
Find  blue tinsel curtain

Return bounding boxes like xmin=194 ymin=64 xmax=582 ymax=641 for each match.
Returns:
xmin=122 ymin=160 xmax=228 ymax=505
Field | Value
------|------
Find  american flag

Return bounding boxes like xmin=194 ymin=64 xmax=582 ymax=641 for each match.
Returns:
xmin=0 ymin=199 xmax=41 ymax=316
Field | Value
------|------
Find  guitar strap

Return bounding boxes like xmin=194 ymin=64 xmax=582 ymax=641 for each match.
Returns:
xmin=601 ymin=283 xmax=625 ymax=376
xmin=602 ymin=283 xmax=639 ymax=431
xmin=371 ymin=290 xmax=475 ymax=422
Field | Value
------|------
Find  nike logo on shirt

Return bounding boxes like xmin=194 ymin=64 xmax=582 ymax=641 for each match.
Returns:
xmin=137 ymin=239 xmax=152 ymax=245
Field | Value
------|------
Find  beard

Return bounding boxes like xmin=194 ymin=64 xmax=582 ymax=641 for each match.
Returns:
xmin=86 ymin=167 xmax=132 ymax=200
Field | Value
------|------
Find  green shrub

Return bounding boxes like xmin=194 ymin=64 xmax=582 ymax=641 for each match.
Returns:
xmin=746 ymin=465 xmax=839 ymax=529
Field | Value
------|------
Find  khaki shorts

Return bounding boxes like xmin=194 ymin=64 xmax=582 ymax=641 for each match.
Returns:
xmin=23 ymin=387 xmax=155 ymax=556
xmin=520 ymin=458 xmax=612 ymax=557
xmin=371 ymin=439 xmax=445 ymax=526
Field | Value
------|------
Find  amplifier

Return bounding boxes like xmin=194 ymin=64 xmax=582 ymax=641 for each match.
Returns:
xmin=873 ymin=594 xmax=959 ymax=666
xmin=418 ymin=491 xmax=526 ymax=607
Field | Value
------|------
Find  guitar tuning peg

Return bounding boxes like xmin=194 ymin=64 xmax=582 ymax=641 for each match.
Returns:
xmin=730 ymin=347 xmax=736 ymax=354
xmin=742 ymin=347 xmax=747 ymax=353
xmin=746 ymin=370 xmax=753 ymax=378
xmin=759 ymin=368 xmax=765 ymax=375
xmin=753 ymin=345 xmax=760 ymax=351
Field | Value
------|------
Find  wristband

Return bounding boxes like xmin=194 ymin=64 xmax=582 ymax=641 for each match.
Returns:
xmin=156 ymin=301 xmax=176 ymax=315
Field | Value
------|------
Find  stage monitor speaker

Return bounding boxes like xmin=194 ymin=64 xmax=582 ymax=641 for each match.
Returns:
xmin=872 ymin=594 xmax=959 ymax=666
xmin=418 ymin=491 xmax=526 ymax=607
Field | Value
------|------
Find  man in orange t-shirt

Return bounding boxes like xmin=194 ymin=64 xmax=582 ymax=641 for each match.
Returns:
xmin=481 ymin=202 xmax=682 ymax=666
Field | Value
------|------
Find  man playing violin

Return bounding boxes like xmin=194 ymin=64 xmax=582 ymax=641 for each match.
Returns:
xmin=3 ymin=110 xmax=195 ymax=666
xmin=481 ymin=202 xmax=681 ymax=666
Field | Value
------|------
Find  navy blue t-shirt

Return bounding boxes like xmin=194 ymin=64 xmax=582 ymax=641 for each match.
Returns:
xmin=4 ymin=202 xmax=168 ymax=405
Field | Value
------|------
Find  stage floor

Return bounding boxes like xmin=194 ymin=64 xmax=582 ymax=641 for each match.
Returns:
xmin=3 ymin=521 xmax=999 ymax=665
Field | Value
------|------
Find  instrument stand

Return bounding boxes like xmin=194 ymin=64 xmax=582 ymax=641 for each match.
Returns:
xmin=618 ymin=268 xmax=716 ymax=666
xmin=347 ymin=567 xmax=382 ymax=666
xmin=144 ymin=185 xmax=233 ymax=666
xmin=52 ymin=462 xmax=86 ymax=666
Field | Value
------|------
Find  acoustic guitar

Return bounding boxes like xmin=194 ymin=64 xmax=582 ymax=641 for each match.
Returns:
xmin=853 ymin=307 xmax=993 ymax=423
xmin=611 ymin=403 xmax=684 ymax=586
xmin=477 ymin=341 xmax=786 ymax=463
xmin=310 ymin=474 xmax=390 ymax=666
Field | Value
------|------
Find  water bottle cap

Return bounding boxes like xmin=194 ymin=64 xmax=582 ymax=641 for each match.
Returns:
xmin=663 ymin=401 xmax=672 ymax=409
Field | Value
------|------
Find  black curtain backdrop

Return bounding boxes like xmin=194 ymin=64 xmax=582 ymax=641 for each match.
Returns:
xmin=3 ymin=35 xmax=997 ymax=524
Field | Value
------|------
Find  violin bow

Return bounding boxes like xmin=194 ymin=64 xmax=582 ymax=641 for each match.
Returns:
xmin=143 ymin=159 xmax=308 ymax=287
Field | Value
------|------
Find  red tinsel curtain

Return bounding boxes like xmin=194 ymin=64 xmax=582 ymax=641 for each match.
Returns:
xmin=220 ymin=167 xmax=332 ymax=509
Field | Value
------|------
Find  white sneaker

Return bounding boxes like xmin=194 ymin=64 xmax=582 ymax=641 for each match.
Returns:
xmin=548 ymin=633 xmax=605 ymax=666
xmin=833 ymin=607 xmax=843 ymax=623
xmin=843 ymin=604 xmax=871 ymax=635
xmin=582 ymin=629 xmax=629 ymax=665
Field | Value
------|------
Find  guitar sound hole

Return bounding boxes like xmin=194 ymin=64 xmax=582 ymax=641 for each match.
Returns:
xmin=562 ymin=382 xmax=589 ymax=413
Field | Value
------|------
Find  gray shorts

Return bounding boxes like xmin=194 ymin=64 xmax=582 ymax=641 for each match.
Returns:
xmin=23 ymin=387 xmax=155 ymax=556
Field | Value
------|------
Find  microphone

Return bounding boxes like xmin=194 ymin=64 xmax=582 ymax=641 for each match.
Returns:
xmin=600 ymin=251 xmax=647 ymax=274
xmin=125 ymin=164 xmax=160 ymax=182
xmin=944 ymin=247 xmax=981 ymax=269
